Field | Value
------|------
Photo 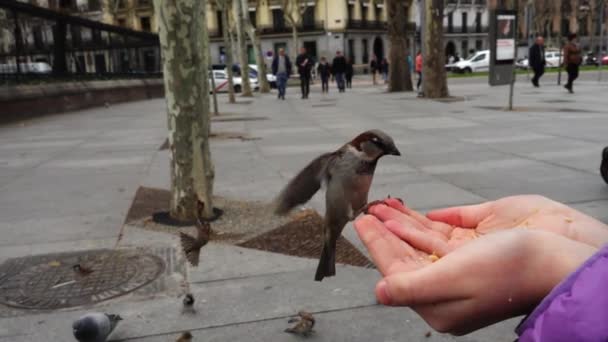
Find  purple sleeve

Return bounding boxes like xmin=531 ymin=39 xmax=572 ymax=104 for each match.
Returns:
xmin=516 ymin=244 xmax=608 ymax=341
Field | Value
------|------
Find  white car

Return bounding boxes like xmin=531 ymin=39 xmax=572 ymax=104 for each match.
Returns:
xmin=516 ymin=50 xmax=562 ymax=69
xmin=0 ymin=62 xmax=52 ymax=74
xmin=446 ymin=50 xmax=490 ymax=73
xmin=249 ymin=64 xmax=276 ymax=88
xmin=209 ymin=70 xmax=258 ymax=93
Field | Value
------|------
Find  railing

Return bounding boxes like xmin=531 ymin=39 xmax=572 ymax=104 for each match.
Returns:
xmin=0 ymin=0 xmax=161 ymax=84
xmin=257 ymin=20 xmax=324 ymax=35
xmin=346 ymin=19 xmax=387 ymax=30
xmin=445 ymin=26 xmax=489 ymax=34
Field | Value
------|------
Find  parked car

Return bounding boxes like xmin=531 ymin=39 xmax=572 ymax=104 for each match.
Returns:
xmin=249 ymin=64 xmax=276 ymax=88
xmin=0 ymin=62 xmax=52 ymax=74
xmin=208 ymin=70 xmax=258 ymax=93
xmin=445 ymin=50 xmax=490 ymax=73
xmin=602 ymin=55 xmax=608 ymax=65
xmin=516 ymin=49 xmax=562 ymax=69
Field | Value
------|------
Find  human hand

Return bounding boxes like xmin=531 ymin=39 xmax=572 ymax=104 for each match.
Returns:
xmin=367 ymin=195 xmax=608 ymax=257
xmin=354 ymin=216 xmax=596 ymax=334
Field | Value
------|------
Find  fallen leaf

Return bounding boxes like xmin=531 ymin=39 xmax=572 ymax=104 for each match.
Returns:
xmin=48 ymin=260 xmax=61 ymax=267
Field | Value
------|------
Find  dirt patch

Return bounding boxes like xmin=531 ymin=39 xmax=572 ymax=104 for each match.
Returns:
xmin=239 ymin=210 xmax=373 ymax=268
xmin=125 ymin=187 xmax=372 ymax=267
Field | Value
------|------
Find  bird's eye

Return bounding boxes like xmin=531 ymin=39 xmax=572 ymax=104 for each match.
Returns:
xmin=372 ymin=137 xmax=379 ymax=143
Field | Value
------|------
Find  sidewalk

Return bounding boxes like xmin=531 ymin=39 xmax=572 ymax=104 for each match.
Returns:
xmin=1 ymin=77 xmax=607 ymax=341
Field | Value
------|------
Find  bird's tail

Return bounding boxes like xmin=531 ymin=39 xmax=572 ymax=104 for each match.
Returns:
xmin=315 ymin=238 xmax=337 ymax=281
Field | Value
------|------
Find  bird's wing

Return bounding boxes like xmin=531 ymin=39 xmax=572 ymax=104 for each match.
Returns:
xmin=180 ymin=232 xmax=201 ymax=267
xmin=274 ymin=152 xmax=336 ymax=215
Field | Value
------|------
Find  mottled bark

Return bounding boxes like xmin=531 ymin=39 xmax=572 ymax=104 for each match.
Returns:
xmin=154 ymin=0 xmax=214 ymax=221
xmin=233 ymin=0 xmax=253 ymax=96
xmin=241 ymin=0 xmax=270 ymax=93
xmin=387 ymin=0 xmax=413 ymax=92
xmin=217 ymin=0 xmax=236 ymax=103
xmin=422 ymin=0 xmax=449 ymax=98
xmin=209 ymin=65 xmax=219 ymax=116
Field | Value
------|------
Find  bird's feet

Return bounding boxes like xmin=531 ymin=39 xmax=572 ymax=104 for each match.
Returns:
xmin=353 ymin=196 xmax=404 ymax=218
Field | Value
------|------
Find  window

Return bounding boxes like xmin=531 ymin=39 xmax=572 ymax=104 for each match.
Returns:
xmin=272 ymin=9 xmax=285 ymax=29
xmin=214 ymin=71 xmax=227 ymax=79
xmin=561 ymin=18 xmax=569 ymax=36
xmin=472 ymin=53 xmax=485 ymax=62
xmin=348 ymin=4 xmax=354 ymax=20
xmin=140 ymin=17 xmax=151 ymax=31
xmin=303 ymin=41 xmax=317 ymax=60
xmin=375 ymin=6 xmax=382 ymax=21
xmin=137 ymin=0 xmax=150 ymax=6
xmin=361 ymin=3 xmax=368 ymax=22
xmin=249 ymin=10 xmax=257 ymax=28
xmin=475 ymin=12 xmax=482 ymax=33
xmin=461 ymin=12 xmax=468 ymax=33
xmin=362 ymin=38 xmax=369 ymax=63
xmin=447 ymin=12 xmax=453 ymax=33
xmin=302 ymin=6 xmax=315 ymax=28
xmin=216 ymin=11 xmax=223 ymax=36
xmin=348 ymin=39 xmax=355 ymax=62
xmin=475 ymin=39 xmax=483 ymax=51
xmin=580 ymin=17 xmax=588 ymax=36
xmin=461 ymin=40 xmax=469 ymax=59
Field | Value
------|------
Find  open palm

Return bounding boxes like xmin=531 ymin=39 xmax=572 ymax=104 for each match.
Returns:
xmin=367 ymin=195 xmax=608 ymax=258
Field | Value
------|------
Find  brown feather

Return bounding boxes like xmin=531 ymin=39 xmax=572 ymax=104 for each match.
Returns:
xmin=180 ymin=232 xmax=201 ymax=267
xmin=274 ymin=152 xmax=337 ymax=215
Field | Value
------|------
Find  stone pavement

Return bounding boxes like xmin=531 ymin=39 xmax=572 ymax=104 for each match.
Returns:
xmin=0 ymin=73 xmax=607 ymax=341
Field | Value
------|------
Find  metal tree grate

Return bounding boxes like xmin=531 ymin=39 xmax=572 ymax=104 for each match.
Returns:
xmin=0 ymin=249 xmax=164 ymax=310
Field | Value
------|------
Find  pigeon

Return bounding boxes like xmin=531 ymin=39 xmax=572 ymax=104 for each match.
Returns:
xmin=176 ymin=331 xmax=193 ymax=342
xmin=72 ymin=264 xmax=94 ymax=276
xmin=285 ymin=311 xmax=315 ymax=337
xmin=72 ymin=312 xmax=122 ymax=342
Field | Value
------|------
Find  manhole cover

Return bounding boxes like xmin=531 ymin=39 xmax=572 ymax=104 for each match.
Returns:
xmin=0 ymin=249 xmax=165 ymax=310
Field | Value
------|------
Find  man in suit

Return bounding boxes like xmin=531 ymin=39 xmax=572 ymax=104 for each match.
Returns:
xmin=529 ymin=36 xmax=546 ymax=87
xmin=295 ymin=47 xmax=313 ymax=99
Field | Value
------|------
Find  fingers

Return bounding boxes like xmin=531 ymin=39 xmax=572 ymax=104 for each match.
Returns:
xmin=384 ymin=220 xmax=450 ymax=256
xmin=426 ymin=202 xmax=494 ymax=228
xmin=369 ymin=205 xmax=449 ymax=241
xmin=354 ymin=215 xmax=418 ymax=275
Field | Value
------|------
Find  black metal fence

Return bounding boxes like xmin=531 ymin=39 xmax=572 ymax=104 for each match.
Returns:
xmin=0 ymin=0 xmax=161 ymax=84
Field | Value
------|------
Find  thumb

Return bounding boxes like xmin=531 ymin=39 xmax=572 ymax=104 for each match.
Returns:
xmin=426 ymin=202 xmax=493 ymax=228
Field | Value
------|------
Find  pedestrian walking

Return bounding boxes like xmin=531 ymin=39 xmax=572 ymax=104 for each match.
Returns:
xmin=370 ymin=54 xmax=378 ymax=85
xmin=345 ymin=57 xmax=354 ymax=89
xmin=317 ymin=57 xmax=331 ymax=93
xmin=295 ymin=47 xmax=313 ymax=99
xmin=529 ymin=36 xmax=546 ymax=87
xmin=415 ymin=51 xmax=423 ymax=93
xmin=332 ymin=50 xmax=347 ymax=92
xmin=563 ymin=33 xmax=582 ymax=94
xmin=271 ymin=48 xmax=292 ymax=100
xmin=380 ymin=58 xmax=389 ymax=84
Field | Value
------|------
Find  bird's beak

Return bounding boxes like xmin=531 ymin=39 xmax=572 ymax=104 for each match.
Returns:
xmin=389 ymin=147 xmax=401 ymax=156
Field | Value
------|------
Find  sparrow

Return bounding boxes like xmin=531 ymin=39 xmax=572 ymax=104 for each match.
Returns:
xmin=274 ymin=129 xmax=400 ymax=281
xmin=180 ymin=202 xmax=211 ymax=267
xmin=183 ymin=293 xmax=195 ymax=306
xmin=72 ymin=264 xmax=94 ymax=276
xmin=284 ymin=311 xmax=315 ymax=337
xmin=176 ymin=331 xmax=193 ymax=342
xmin=72 ymin=312 xmax=122 ymax=342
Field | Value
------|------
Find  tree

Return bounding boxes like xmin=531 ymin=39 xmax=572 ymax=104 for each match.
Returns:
xmin=241 ymin=0 xmax=270 ymax=93
xmin=387 ymin=0 xmax=413 ymax=92
xmin=280 ymin=0 xmax=317 ymax=59
xmin=233 ymin=0 xmax=253 ymax=96
xmin=153 ymin=0 xmax=215 ymax=220
xmin=216 ymin=0 xmax=236 ymax=103
xmin=422 ymin=0 xmax=449 ymax=98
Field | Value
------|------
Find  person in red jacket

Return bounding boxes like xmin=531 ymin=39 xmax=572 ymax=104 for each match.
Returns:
xmin=415 ymin=51 xmax=423 ymax=92
xmin=355 ymin=195 xmax=608 ymax=340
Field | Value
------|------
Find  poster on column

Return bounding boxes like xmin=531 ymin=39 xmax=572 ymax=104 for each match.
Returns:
xmin=496 ymin=14 xmax=516 ymax=61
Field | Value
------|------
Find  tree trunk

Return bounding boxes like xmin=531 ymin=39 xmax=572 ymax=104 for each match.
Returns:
xmin=153 ymin=0 xmax=214 ymax=221
xmin=220 ymin=4 xmax=236 ymax=103
xmin=233 ymin=0 xmax=253 ymax=96
xmin=241 ymin=0 xmax=270 ymax=93
xmin=291 ymin=25 xmax=299 ymax=60
xmin=210 ymin=69 xmax=219 ymax=116
xmin=422 ymin=0 xmax=449 ymax=98
xmin=387 ymin=0 xmax=413 ymax=92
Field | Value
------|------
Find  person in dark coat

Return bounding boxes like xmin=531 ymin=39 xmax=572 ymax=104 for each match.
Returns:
xmin=370 ymin=54 xmax=378 ymax=85
xmin=295 ymin=47 xmax=313 ymax=99
xmin=345 ymin=57 xmax=354 ymax=89
xmin=331 ymin=50 xmax=347 ymax=92
xmin=271 ymin=48 xmax=292 ymax=100
xmin=563 ymin=33 xmax=582 ymax=94
xmin=317 ymin=57 xmax=331 ymax=93
xmin=528 ymin=36 xmax=546 ymax=87
xmin=380 ymin=58 xmax=389 ymax=84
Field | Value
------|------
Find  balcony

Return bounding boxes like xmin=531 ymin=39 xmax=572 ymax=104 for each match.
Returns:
xmin=258 ymin=21 xmax=324 ymax=35
xmin=346 ymin=19 xmax=387 ymax=30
